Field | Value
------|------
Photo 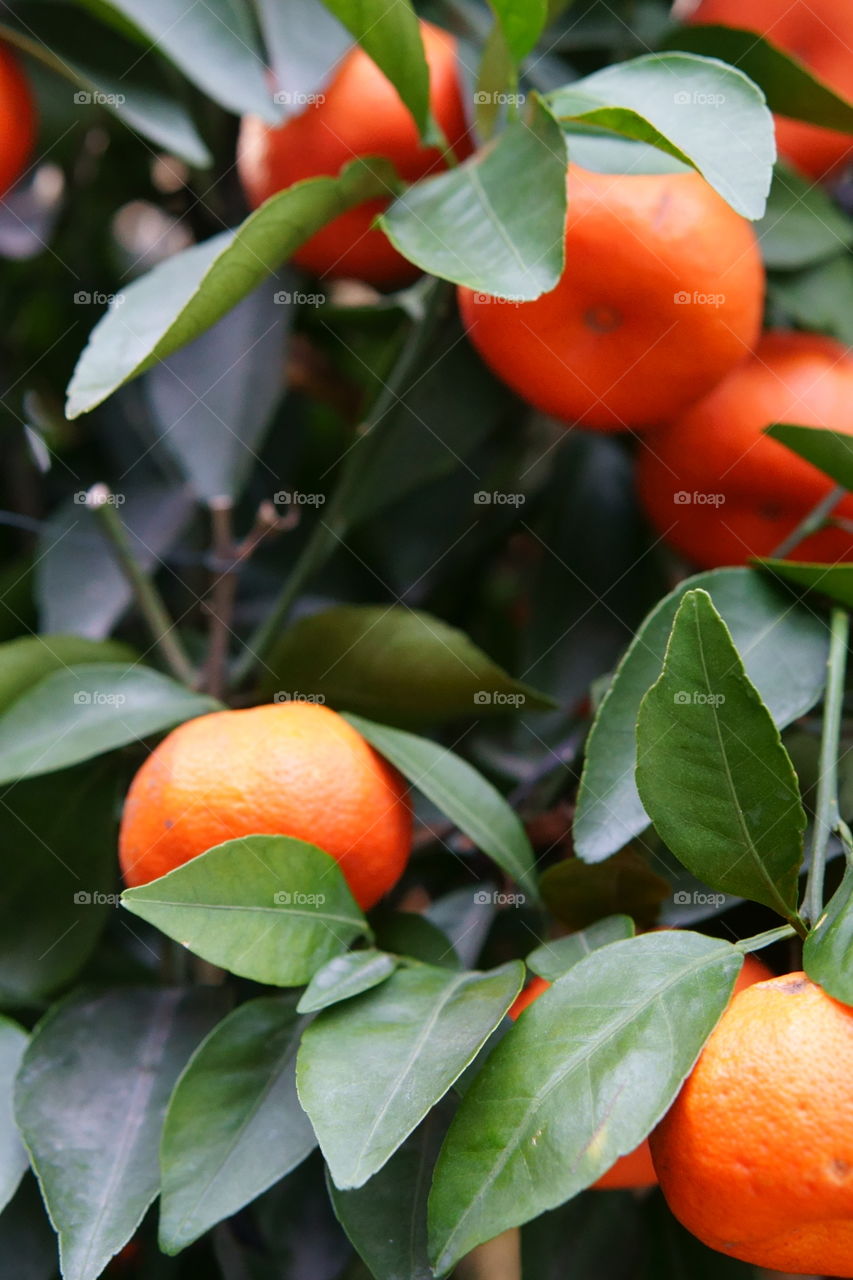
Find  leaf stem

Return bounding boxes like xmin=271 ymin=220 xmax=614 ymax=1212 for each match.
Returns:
xmin=803 ymin=606 xmax=850 ymax=926
xmin=86 ymin=485 xmax=196 ymax=686
xmin=770 ymin=484 xmax=846 ymax=559
xmin=735 ymin=924 xmax=796 ymax=954
xmin=232 ymin=278 xmax=452 ymax=687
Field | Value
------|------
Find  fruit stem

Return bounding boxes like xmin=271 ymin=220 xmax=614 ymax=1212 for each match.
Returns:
xmin=803 ymin=605 xmax=850 ymax=927
xmin=233 ymin=278 xmax=452 ymax=687
xmin=86 ymin=484 xmax=197 ymax=687
xmin=770 ymin=484 xmax=846 ymax=558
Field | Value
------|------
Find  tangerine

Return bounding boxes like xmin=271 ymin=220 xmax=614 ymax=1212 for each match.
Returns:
xmin=0 ymin=44 xmax=35 ymax=197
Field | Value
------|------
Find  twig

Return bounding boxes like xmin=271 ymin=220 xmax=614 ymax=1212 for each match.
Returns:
xmin=803 ymin=606 xmax=850 ymax=927
xmin=86 ymin=484 xmax=196 ymax=686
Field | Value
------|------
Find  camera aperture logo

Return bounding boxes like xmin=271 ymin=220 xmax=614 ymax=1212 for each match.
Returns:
xmin=274 ymin=890 xmax=326 ymax=906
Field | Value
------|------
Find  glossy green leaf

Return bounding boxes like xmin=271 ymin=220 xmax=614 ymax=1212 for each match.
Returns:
xmin=318 ymin=0 xmax=430 ymax=135
xmin=487 ymin=0 xmax=548 ymax=61
xmin=0 ymin=1019 xmax=28 ymax=1214
xmin=540 ymin=851 xmax=670 ymax=933
xmin=122 ymin=836 xmax=367 ymax=986
xmin=66 ymin=157 xmax=400 ymax=417
xmin=665 ymin=24 xmax=853 ymax=133
xmin=296 ymin=962 xmax=524 ymax=1189
xmin=159 ymin=996 xmax=316 ymax=1253
xmin=0 ymin=663 xmax=218 ymax=784
xmin=0 ymin=9 xmax=211 ymax=167
xmin=803 ymin=865 xmax=853 ymax=1005
xmin=98 ymin=0 xmax=275 ymax=120
xmin=758 ymin=561 xmax=853 ymax=611
xmin=0 ymin=763 xmax=119 ymax=1005
xmin=549 ymin=53 xmax=774 ymax=219
xmin=574 ymin=568 xmax=828 ymax=863
xmin=765 ymin=423 xmax=853 ymax=490
xmin=756 ymin=166 xmax=852 ymax=271
xmin=329 ymin=1102 xmax=454 ymax=1280
xmin=428 ymin=931 xmax=741 ymax=1272
xmin=347 ymin=715 xmax=540 ymax=901
xmin=15 ymin=988 xmax=221 ymax=1280
xmin=526 ymin=915 xmax=634 ymax=982
xmin=297 ymin=950 xmax=398 ymax=1013
xmin=262 ymin=605 xmax=554 ymax=722
xmin=0 ymin=635 xmax=134 ymax=715
xmin=255 ymin=0 xmax=351 ymax=112
xmin=381 ymin=96 xmax=568 ymax=299
xmin=373 ymin=913 xmax=460 ymax=969
xmin=636 ymin=590 xmax=805 ymax=922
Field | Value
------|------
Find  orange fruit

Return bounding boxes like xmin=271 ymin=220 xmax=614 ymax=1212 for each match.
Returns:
xmin=237 ymin=21 xmax=471 ymax=288
xmin=685 ymin=0 xmax=853 ymax=180
xmin=509 ymin=951 xmax=773 ymax=1191
xmin=651 ymin=972 xmax=853 ymax=1274
xmin=0 ymin=44 xmax=35 ymax=197
xmin=636 ymin=330 xmax=853 ymax=568
xmin=457 ymin=165 xmax=764 ymax=432
xmin=118 ymin=702 xmax=412 ymax=910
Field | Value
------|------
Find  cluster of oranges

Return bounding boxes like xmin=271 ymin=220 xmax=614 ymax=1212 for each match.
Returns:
xmin=236 ymin=1 xmax=853 ymax=573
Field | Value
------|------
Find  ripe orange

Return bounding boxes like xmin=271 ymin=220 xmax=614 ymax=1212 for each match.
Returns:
xmin=0 ymin=44 xmax=35 ymax=197
xmin=685 ymin=0 xmax=853 ymax=180
xmin=457 ymin=165 xmax=764 ymax=432
xmin=509 ymin=951 xmax=772 ymax=1191
xmin=237 ymin=21 xmax=471 ymax=288
xmin=651 ymin=972 xmax=853 ymax=1274
xmin=636 ymin=330 xmax=853 ymax=569
xmin=118 ymin=702 xmax=412 ymax=910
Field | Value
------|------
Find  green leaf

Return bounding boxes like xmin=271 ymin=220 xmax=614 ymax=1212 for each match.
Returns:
xmin=329 ymin=1102 xmax=453 ymax=1280
xmin=97 ymin=0 xmax=275 ymax=121
xmin=487 ymin=0 xmax=548 ymax=62
xmin=15 ymin=988 xmax=221 ymax=1280
xmin=0 ymin=663 xmax=218 ymax=784
xmin=0 ymin=635 xmax=134 ymax=715
xmin=427 ymin=931 xmax=742 ymax=1272
xmin=159 ymin=996 xmax=316 ymax=1253
xmin=526 ymin=915 xmax=634 ymax=981
xmin=297 ymin=950 xmax=398 ymax=1014
xmin=803 ymin=865 xmax=853 ymax=1005
xmin=296 ymin=962 xmax=523 ymax=1188
xmin=665 ymin=24 xmax=853 ymax=133
xmin=758 ymin=560 xmax=853 ymax=611
xmin=765 ymin=422 xmax=853 ymax=490
xmin=261 ymin=606 xmax=554 ymax=723
xmin=0 ymin=763 xmax=119 ymax=1005
xmin=770 ymin=254 xmax=853 ymax=345
xmin=756 ymin=166 xmax=852 ymax=271
xmin=381 ymin=96 xmax=568 ymax=300
xmin=66 ymin=157 xmax=400 ymax=417
xmin=636 ymin=590 xmax=805 ymax=922
xmin=540 ymin=851 xmax=670 ymax=933
xmin=0 ymin=1019 xmax=28 ymax=1214
xmin=346 ymin=715 xmax=540 ymax=901
xmin=317 ymin=0 xmax=430 ymax=136
xmin=373 ymin=913 xmax=460 ymax=969
xmin=122 ymin=836 xmax=368 ymax=986
xmin=549 ymin=53 xmax=774 ymax=219
xmin=574 ymin=567 xmax=828 ymax=863
xmin=0 ymin=8 xmax=211 ymax=167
